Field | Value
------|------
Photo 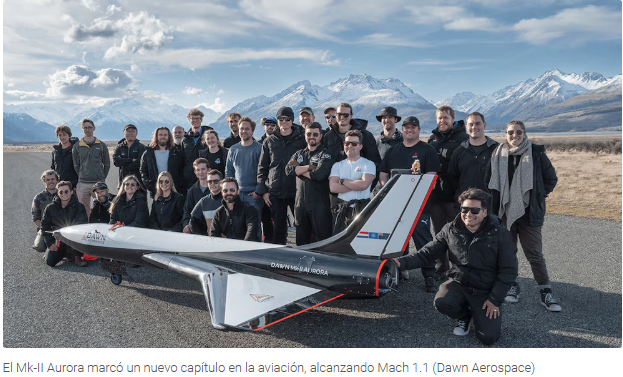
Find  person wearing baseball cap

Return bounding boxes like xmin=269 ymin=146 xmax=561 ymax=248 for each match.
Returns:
xmin=379 ymin=115 xmax=440 ymax=292
xmin=90 ymin=181 xmax=116 ymax=224
xmin=113 ymin=124 xmax=146 ymax=189
xmin=299 ymin=107 xmax=315 ymax=127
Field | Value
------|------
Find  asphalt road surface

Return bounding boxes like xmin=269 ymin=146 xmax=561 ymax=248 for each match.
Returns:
xmin=3 ymin=151 xmax=621 ymax=348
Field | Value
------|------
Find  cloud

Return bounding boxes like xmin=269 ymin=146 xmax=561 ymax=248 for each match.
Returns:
xmin=445 ymin=17 xmax=503 ymax=32
xmin=216 ymin=89 xmax=225 ymax=96
xmin=104 ymin=12 xmax=173 ymax=59
xmin=137 ymin=48 xmax=340 ymax=69
xmin=183 ymin=87 xmax=203 ymax=95
xmin=3 ymin=90 xmax=47 ymax=100
xmin=130 ymin=64 xmax=141 ymax=72
xmin=359 ymin=33 xmax=429 ymax=48
xmin=64 ymin=16 xmax=117 ymax=43
xmin=406 ymin=5 xmax=503 ymax=31
xmin=45 ymin=65 xmax=137 ymax=98
xmin=514 ymin=5 xmax=622 ymax=45
xmin=198 ymin=98 xmax=227 ymax=114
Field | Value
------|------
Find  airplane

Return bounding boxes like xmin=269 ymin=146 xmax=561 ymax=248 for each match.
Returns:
xmin=53 ymin=172 xmax=436 ymax=331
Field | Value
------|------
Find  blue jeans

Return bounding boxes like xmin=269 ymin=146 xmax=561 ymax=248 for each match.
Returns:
xmin=240 ymin=191 xmax=263 ymax=239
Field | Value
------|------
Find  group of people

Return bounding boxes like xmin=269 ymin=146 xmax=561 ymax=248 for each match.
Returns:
xmin=31 ymin=102 xmax=560 ymax=345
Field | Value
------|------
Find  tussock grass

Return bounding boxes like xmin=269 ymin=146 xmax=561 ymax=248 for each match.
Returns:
xmin=534 ymin=138 xmax=622 ymax=155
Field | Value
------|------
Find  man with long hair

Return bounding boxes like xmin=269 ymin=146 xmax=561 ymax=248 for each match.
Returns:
xmin=140 ymin=126 xmax=184 ymax=197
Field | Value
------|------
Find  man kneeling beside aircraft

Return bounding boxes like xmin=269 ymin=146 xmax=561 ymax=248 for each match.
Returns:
xmin=394 ymin=188 xmax=517 ymax=345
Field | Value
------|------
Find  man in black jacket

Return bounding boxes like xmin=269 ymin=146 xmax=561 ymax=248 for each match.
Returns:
xmin=223 ymin=112 xmax=242 ymax=148
xmin=211 ymin=178 xmax=259 ymax=241
xmin=285 ymin=122 xmax=335 ymax=245
xmin=113 ymin=124 xmax=146 ymax=188
xmin=51 ymin=125 xmax=79 ymax=188
xmin=394 ymin=188 xmax=517 ymax=345
xmin=448 ymin=112 xmax=499 ymax=203
xmin=376 ymin=106 xmax=403 ymax=159
xmin=89 ymin=181 xmax=115 ymax=224
xmin=41 ymin=181 xmax=89 ymax=267
xmin=182 ymin=158 xmax=212 ymax=233
xmin=428 ymin=105 xmax=469 ymax=276
xmin=258 ymin=117 xmax=277 ymax=242
xmin=189 ymin=170 xmax=223 ymax=235
xmin=256 ymin=106 xmax=307 ymax=244
xmin=140 ymin=126 xmax=184 ymax=197
xmin=181 ymin=109 xmax=212 ymax=190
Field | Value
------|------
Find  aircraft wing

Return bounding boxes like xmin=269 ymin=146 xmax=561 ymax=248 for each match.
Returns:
xmin=142 ymin=253 xmax=343 ymax=331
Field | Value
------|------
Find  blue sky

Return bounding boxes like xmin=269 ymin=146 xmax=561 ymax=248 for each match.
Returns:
xmin=3 ymin=0 xmax=621 ymax=112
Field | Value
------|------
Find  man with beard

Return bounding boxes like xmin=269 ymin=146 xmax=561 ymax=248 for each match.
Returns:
xmin=31 ymin=170 xmax=59 ymax=252
xmin=260 ymin=117 xmax=277 ymax=143
xmin=189 ymin=170 xmax=223 ymax=235
xmin=223 ymin=112 xmax=242 ymax=148
xmin=258 ymin=116 xmax=277 ymax=242
xmin=299 ymin=107 xmax=315 ymax=127
xmin=286 ymin=122 xmax=335 ymax=245
xmin=89 ymin=181 xmax=115 ymax=224
xmin=173 ymin=126 xmax=185 ymax=147
xmin=140 ymin=126 xmax=184 ymax=197
xmin=113 ymin=124 xmax=146 ymax=188
xmin=376 ymin=106 xmax=403 ymax=159
xmin=181 ymin=109 xmax=212 ymax=190
xmin=379 ymin=116 xmax=440 ymax=292
xmin=211 ymin=177 xmax=259 ymax=241
xmin=256 ymin=106 xmax=307 ymax=244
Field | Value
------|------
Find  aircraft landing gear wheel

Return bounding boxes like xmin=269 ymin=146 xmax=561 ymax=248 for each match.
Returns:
xmin=110 ymin=273 xmax=122 ymax=285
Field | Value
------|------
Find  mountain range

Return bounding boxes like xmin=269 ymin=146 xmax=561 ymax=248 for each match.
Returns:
xmin=3 ymin=69 xmax=621 ymax=143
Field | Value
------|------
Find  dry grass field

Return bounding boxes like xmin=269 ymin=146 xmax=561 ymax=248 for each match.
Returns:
xmin=5 ymin=135 xmax=622 ymax=221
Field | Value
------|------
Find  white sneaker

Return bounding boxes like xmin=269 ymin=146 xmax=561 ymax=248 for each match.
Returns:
xmin=453 ymin=318 xmax=472 ymax=336
xmin=505 ymin=282 xmax=520 ymax=303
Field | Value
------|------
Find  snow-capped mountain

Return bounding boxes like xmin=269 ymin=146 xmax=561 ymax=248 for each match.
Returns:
xmin=436 ymin=69 xmax=619 ymax=127
xmin=3 ymin=94 xmax=221 ymax=141
xmin=3 ymin=113 xmax=57 ymax=142
xmin=209 ymin=74 xmax=438 ymax=136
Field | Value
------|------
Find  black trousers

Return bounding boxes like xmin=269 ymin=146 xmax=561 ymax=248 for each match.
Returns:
xmin=269 ymin=195 xmax=295 ymax=245
xmin=295 ymin=204 xmax=332 ymax=246
xmin=43 ymin=242 xmax=81 ymax=267
xmin=434 ymin=279 xmax=502 ymax=346
xmin=404 ymin=212 xmax=435 ymax=278
xmin=429 ymin=202 xmax=459 ymax=273
xmin=261 ymin=204 xmax=274 ymax=243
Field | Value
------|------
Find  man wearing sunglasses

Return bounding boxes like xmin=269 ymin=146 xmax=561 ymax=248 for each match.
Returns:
xmin=189 ymin=170 xmax=224 ymax=235
xmin=285 ymin=122 xmax=335 ymax=245
xmin=379 ymin=116 xmax=440 ymax=292
xmin=257 ymin=106 xmax=307 ymax=244
xmin=211 ymin=177 xmax=259 ymax=241
xmin=41 ymin=181 xmax=88 ymax=267
xmin=323 ymin=107 xmax=337 ymax=131
xmin=394 ymin=188 xmax=517 ymax=345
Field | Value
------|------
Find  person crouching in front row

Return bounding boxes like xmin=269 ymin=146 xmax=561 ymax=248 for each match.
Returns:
xmin=40 ymin=181 xmax=88 ymax=267
xmin=210 ymin=177 xmax=259 ymax=241
xmin=394 ymin=188 xmax=517 ymax=345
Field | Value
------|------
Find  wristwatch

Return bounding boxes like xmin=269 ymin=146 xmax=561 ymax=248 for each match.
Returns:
xmin=340 ymin=178 xmax=345 ymax=185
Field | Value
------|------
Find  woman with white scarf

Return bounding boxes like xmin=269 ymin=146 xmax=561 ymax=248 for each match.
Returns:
xmin=487 ymin=120 xmax=560 ymax=312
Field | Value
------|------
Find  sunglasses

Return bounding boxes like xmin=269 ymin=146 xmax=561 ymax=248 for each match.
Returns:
xmin=158 ymin=180 xmax=170 ymax=185
xmin=207 ymin=179 xmax=221 ymax=184
xmin=58 ymin=189 xmax=71 ymax=195
xmin=325 ymin=115 xmax=336 ymax=119
xmin=460 ymin=207 xmax=484 ymax=215
xmin=507 ymin=130 xmax=523 ymax=136
xmin=125 ymin=182 xmax=137 ymax=187
xmin=222 ymin=188 xmax=236 ymax=193
xmin=306 ymin=132 xmax=320 ymax=137
xmin=344 ymin=141 xmax=360 ymax=147
xmin=337 ymin=113 xmax=350 ymax=118
xmin=277 ymin=116 xmax=292 ymax=122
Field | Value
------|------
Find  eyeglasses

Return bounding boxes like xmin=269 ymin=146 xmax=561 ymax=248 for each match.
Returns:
xmin=58 ymin=189 xmax=71 ymax=195
xmin=460 ymin=207 xmax=484 ymax=215
xmin=222 ymin=188 xmax=236 ymax=193
xmin=507 ymin=130 xmax=523 ymax=136
xmin=337 ymin=113 xmax=350 ymax=118
xmin=325 ymin=115 xmax=336 ymax=119
xmin=277 ymin=117 xmax=292 ymax=122
xmin=82 ymin=126 xmax=94 ymax=130
xmin=305 ymin=132 xmax=320 ymax=137
xmin=188 ymin=116 xmax=202 ymax=121
xmin=344 ymin=141 xmax=360 ymax=147
xmin=124 ymin=129 xmax=137 ymax=133
xmin=125 ymin=182 xmax=137 ymax=187
xmin=207 ymin=179 xmax=221 ymax=184
xmin=158 ymin=180 xmax=170 ymax=185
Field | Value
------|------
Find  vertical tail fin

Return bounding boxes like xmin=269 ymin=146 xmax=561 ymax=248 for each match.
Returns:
xmin=300 ymin=173 xmax=437 ymax=259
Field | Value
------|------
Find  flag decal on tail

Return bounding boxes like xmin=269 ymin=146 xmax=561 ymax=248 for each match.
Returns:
xmin=357 ymin=232 xmax=389 ymax=240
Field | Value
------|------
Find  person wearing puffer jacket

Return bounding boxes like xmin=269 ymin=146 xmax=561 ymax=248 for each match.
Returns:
xmin=109 ymin=175 xmax=149 ymax=228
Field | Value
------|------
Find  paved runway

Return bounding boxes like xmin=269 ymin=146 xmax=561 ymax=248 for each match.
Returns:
xmin=3 ymin=151 xmax=621 ymax=348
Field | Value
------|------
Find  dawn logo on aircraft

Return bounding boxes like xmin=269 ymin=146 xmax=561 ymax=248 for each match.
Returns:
xmin=250 ymin=294 xmax=274 ymax=303
xmin=81 ymin=230 xmax=106 ymax=244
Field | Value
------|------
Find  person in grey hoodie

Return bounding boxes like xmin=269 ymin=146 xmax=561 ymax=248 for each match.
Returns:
xmin=72 ymin=119 xmax=110 ymax=218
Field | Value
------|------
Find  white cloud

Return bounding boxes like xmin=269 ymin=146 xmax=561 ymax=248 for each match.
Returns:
xmin=183 ymin=87 xmax=203 ymax=95
xmin=3 ymin=90 xmax=47 ymax=100
xmin=359 ymin=33 xmax=429 ymax=48
xmin=104 ymin=12 xmax=173 ymax=59
xmin=130 ymin=64 xmax=141 ymax=72
xmin=445 ymin=17 xmax=503 ymax=32
xmin=514 ymin=5 xmax=622 ymax=45
xmin=406 ymin=5 xmax=502 ymax=31
xmin=216 ymin=89 xmax=225 ymax=96
xmin=106 ymin=4 xmax=122 ymax=16
xmin=198 ymin=98 xmax=227 ymax=114
xmin=45 ymin=65 xmax=137 ymax=98
xmin=64 ymin=17 xmax=117 ymax=43
xmin=137 ymin=48 xmax=340 ymax=69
